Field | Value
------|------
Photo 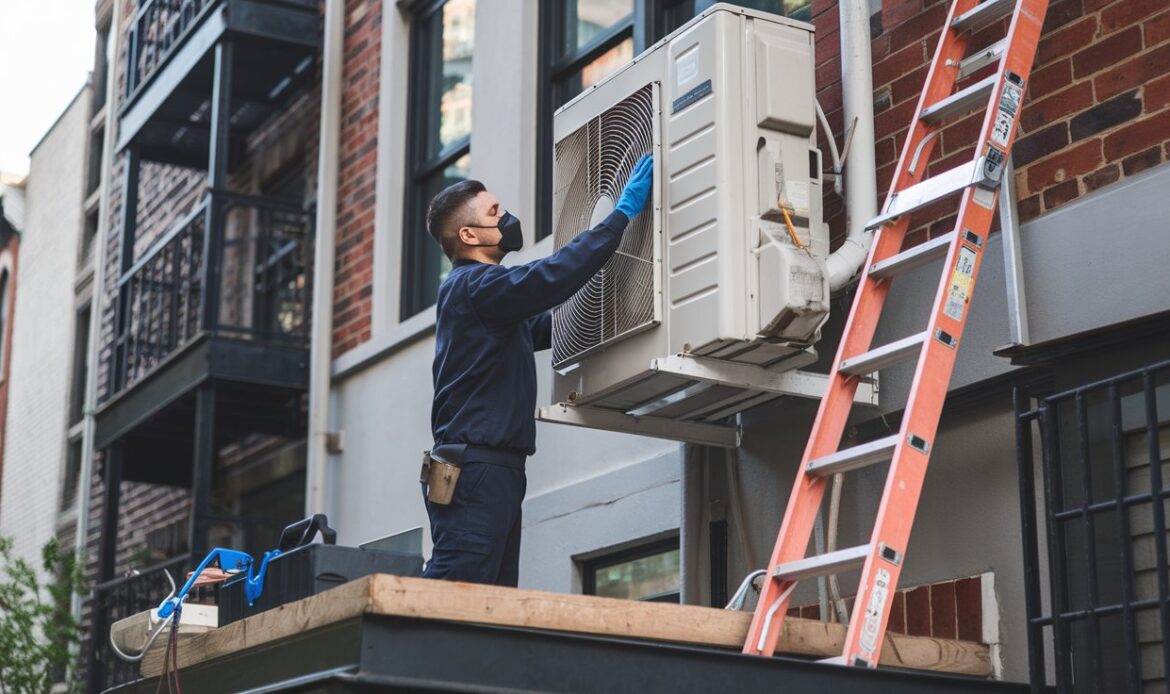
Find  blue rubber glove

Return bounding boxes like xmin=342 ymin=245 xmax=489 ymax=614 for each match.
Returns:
xmin=614 ymin=153 xmax=654 ymax=219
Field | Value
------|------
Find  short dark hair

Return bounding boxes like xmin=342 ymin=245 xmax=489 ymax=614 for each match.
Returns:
xmin=426 ymin=179 xmax=486 ymax=259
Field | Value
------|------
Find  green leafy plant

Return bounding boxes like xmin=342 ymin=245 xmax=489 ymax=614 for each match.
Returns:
xmin=0 ymin=536 xmax=88 ymax=694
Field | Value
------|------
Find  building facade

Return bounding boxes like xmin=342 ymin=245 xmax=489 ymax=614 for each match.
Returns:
xmin=48 ymin=0 xmax=1170 ymax=690
xmin=320 ymin=0 xmax=1170 ymax=686
xmin=0 ymin=82 xmax=91 ymax=572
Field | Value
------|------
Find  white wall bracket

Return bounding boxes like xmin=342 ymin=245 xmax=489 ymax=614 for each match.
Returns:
xmin=538 ymin=353 xmax=879 ymax=448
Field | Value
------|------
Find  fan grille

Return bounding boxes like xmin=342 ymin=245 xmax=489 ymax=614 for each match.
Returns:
xmin=551 ymin=84 xmax=658 ymax=368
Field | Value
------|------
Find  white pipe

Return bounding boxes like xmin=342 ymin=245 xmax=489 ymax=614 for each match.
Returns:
xmin=73 ymin=0 xmax=124 ymax=626
xmin=826 ymin=0 xmax=878 ymax=292
xmin=306 ymin=0 xmax=344 ymax=516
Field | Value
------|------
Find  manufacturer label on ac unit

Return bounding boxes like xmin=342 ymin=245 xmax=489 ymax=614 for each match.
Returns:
xmin=859 ymin=568 xmax=892 ymax=659
xmin=944 ymin=246 xmax=978 ymax=321
xmin=672 ymin=79 xmax=712 ymax=114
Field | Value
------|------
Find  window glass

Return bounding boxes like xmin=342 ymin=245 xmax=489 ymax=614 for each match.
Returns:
xmin=591 ymin=547 xmax=680 ymax=602
xmin=556 ymin=37 xmax=635 ymax=106
xmin=425 ymin=0 xmax=476 ymax=155
xmin=405 ymin=0 xmax=475 ymax=318
xmin=565 ymin=0 xmax=634 ymax=52
xmin=664 ymin=0 xmax=812 ymax=35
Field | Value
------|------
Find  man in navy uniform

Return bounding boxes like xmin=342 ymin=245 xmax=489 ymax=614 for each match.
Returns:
xmin=421 ymin=154 xmax=655 ymax=587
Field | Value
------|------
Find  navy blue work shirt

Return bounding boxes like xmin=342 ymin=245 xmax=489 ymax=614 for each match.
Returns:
xmin=431 ymin=210 xmax=631 ymax=456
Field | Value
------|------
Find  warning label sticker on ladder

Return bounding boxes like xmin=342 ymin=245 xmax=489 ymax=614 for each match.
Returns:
xmin=859 ymin=568 xmax=892 ymax=659
xmin=991 ymin=79 xmax=1024 ymax=148
xmin=944 ymin=246 xmax=977 ymax=321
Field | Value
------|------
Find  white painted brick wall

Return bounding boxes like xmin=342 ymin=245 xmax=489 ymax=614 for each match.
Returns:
xmin=0 ymin=85 xmax=90 ymax=570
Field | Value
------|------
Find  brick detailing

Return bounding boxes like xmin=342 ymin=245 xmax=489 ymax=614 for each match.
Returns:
xmin=332 ymin=0 xmax=381 ymax=358
xmin=787 ymin=574 xmax=987 ymax=642
xmin=810 ymin=0 xmax=1170 ymax=252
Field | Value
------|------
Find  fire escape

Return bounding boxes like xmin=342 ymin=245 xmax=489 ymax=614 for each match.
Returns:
xmin=87 ymin=0 xmax=321 ymax=690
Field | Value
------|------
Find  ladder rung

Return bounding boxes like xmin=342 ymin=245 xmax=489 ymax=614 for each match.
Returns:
xmin=958 ymin=38 xmax=1007 ymax=80
xmin=920 ymin=74 xmax=997 ymax=125
xmin=951 ymin=0 xmax=1016 ymax=33
xmin=865 ymin=159 xmax=979 ymax=229
xmin=806 ymin=435 xmax=899 ymax=477
xmin=773 ymin=545 xmax=870 ymax=582
xmin=869 ymin=232 xmax=955 ymax=280
xmin=839 ymin=332 xmax=927 ymax=377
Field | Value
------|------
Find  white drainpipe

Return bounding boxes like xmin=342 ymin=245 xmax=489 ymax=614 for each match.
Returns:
xmin=73 ymin=0 xmax=124 ymax=625
xmin=825 ymin=0 xmax=878 ymax=292
xmin=306 ymin=0 xmax=344 ymax=516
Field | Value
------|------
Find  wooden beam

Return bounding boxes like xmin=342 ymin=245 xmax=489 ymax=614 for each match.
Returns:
xmin=142 ymin=574 xmax=991 ymax=678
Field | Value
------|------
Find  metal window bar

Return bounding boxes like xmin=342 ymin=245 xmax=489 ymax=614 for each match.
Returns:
xmin=1016 ymin=358 xmax=1170 ymax=692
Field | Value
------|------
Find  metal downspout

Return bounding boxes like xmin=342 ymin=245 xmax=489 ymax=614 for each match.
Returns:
xmin=307 ymin=0 xmax=344 ymax=516
xmin=825 ymin=0 xmax=879 ymax=292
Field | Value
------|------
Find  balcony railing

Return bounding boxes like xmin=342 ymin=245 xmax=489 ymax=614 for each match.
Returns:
xmin=86 ymin=554 xmax=192 ymax=692
xmin=124 ymin=0 xmax=320 ymax=102
xmin=125 ymin=0 xmax=218 ymax=99
xmin=110 ymin=190 xmax=312 ymax=396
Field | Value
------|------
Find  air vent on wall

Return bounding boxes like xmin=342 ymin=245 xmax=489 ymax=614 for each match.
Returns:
xmin=551 ymin=83 xmax=660 ymax=369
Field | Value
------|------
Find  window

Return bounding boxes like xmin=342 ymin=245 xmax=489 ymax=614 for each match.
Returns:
xmin=582 ymin=537 xmax=681 ymax=602
xmin=69 ymin=306 xmax=91 ymax=426
xmin=402 ymin=0 xmax=476 ymax=318
xmin=86 ymin=125 xmax=104 ymax=197
xmin=60 ymin=439 xmax=82 ymax=513
xmin=536 ymin=0 xmax=812 ymax=239
xmin=92 ymin=22 xmax=114 ymax=113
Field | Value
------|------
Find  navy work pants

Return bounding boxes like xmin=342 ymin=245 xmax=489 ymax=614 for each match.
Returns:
xmin=421 ymin=460 xmax=527 ymax=586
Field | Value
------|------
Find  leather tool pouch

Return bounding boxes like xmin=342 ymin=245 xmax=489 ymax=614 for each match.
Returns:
xmin=420 ymin=450 xmax=460 ymax=505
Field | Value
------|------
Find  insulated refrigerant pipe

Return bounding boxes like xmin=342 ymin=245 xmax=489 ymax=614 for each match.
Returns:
xmin=825 ymin=0 xmax=879 ymax=292
xmin=306 ymin=0 xmax=344 ymax=517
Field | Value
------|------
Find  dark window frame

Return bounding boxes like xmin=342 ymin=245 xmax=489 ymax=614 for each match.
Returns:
xmin=581 ymin=534 xmax=681 ymax=603
xmin=401 ymin=0 xmax=475 ymax=319
xmin=535 ymin=0 xmax=812 ymax=241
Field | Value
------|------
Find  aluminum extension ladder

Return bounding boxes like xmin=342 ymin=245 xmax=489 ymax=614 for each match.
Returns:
xmin=743 ymin=0 xmax=1049 ymax=666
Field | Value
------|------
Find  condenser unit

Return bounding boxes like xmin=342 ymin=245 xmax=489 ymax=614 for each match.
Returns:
xmin=538 ymin=4 xmax=875 ymax=447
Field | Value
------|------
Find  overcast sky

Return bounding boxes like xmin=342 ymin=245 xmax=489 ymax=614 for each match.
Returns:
xmin=0 ymin=1 xmax=97 ymax=177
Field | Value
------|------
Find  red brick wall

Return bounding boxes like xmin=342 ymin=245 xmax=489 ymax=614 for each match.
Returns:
xmin=788 ymin=574 xmax=987 ymax=642
xmin=810 ymin=0 xmax=1170 ymax=248
xmin=331 ymin=0 xmax=382 ymax=358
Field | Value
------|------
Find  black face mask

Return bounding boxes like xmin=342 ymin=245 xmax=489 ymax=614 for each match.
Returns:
xmin=465 ymin=212 xmax=524 ymax=253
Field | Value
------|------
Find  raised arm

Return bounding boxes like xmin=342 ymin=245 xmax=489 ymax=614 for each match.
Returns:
xmin=467 ymin=154 xmax=654 ymax=325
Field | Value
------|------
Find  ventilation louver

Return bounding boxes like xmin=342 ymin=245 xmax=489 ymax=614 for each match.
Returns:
xmin=551 ymin=83 xmax=659 ymax=369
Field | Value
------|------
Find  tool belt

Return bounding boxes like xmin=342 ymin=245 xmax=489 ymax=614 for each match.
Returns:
xmin=420 ymin=451 xmax=461 ymax=505
xmin=420 ymin=444 xmax=527 ymax=505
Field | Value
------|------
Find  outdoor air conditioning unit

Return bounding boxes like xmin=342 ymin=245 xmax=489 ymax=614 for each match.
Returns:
xmin=539 ymin=4 xmax=873 ymax=447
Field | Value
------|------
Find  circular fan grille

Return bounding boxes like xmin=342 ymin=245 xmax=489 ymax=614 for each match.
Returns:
xmin=551 ymin=84 xmax=657 ymax=369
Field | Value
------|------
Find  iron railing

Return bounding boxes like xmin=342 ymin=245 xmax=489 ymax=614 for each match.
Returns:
xmin=86 ymin=553 xmax=192 ymax=692
xmin=1016 ymin=359 xmax=1170 ymax=692
xmin=124 ymin=0 xmax=320 ymax=101
xmin=110 ymin=190 xmax=312 ymax=396
xmin=125 ymin=0 xmax=218 ymax=99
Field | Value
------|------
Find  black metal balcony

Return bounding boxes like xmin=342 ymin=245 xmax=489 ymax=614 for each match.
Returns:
xmin=117 ymin=0 xmax=321 ymax=167
xmin=93 ymin=190 xmax=312 ymax=485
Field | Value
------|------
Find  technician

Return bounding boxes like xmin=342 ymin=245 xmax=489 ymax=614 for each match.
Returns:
xmin=420 ymin=153 xmax=655 ymax=586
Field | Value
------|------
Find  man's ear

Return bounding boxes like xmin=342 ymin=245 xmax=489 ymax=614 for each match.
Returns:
xmin=456 ymin=225 xmax=476 ymax=246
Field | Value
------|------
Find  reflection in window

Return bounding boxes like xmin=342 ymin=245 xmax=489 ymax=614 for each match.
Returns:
xmin=565 ymin=0 xmax=634 ymax=51
xmin=404 ymin=0 xmax=476 ymax=318
xmin=583 ymin=539 xmax=681 ymax=603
